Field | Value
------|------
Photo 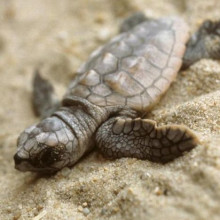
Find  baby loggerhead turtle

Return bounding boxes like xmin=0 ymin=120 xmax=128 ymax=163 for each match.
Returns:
xmin=14 ymin=13 xmax=220 ymax=173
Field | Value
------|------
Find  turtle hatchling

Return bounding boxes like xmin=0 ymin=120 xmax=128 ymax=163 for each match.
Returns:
xmin=14 ymin=13 xmax=220 ymax=173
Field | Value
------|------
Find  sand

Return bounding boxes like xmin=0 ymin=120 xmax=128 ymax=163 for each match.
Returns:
xmin=0 ymin=0 xmax=220 ymax=219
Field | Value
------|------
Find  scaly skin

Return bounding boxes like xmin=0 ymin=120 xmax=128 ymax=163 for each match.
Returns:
xmin=96 ymin=117 xmax=199 ymax=163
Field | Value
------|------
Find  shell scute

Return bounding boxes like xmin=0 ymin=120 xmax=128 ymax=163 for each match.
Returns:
xmin=67 ymin=17 xmax=189 ymax=111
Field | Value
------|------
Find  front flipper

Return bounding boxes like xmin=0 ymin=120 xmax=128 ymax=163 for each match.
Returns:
xmin=33 ymin=70 xmax=60 ymax=118
xmin=183 ymin=20 xmax=220 ymax=69
xmin=96 ymin=117 xmax=199 ymax=163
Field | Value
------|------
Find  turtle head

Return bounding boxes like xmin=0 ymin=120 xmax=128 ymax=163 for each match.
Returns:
xmin=14 ymin=116 xmax=76 ymax=173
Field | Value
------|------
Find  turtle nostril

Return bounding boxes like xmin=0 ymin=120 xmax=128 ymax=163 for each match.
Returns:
xmin=14 ymin=153 xmax=24 ymax=165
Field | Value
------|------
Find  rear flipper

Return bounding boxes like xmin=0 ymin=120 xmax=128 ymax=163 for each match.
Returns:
xmin=96 ymin=117 xmax=199 ymax=163
xmin=33 ymin=70 xmax=60 ymax=118
xmin=183 ymin=20 xmax=220 ymax=69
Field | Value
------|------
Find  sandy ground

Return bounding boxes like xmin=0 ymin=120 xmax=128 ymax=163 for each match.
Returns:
xmin=0 ymin=0 xmax=220 ymax=219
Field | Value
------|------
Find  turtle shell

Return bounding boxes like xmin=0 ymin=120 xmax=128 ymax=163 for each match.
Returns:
xmin=66 ymin=17 xmax=189 ymax=112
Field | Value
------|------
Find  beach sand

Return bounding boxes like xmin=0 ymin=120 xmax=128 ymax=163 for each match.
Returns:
xmin=0 ymin=0 xmax=220 ymax=219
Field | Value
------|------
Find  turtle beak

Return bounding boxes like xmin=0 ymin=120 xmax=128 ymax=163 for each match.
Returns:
xmin=14 ymin=153 xmax=32 ymax=172
xmin=14 ymin=151 xmax=59 ymax=173
xmin=14 ymin=153 xmax=23 ymax=165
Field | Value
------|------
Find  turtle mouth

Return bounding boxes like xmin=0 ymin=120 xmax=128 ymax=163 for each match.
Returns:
xmin=14 ymin=153 xmax=59 ymax=173
xmin=15 ymin=160 xmax=36 ymax=172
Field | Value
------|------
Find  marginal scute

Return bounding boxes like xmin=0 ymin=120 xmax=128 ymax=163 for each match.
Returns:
xmin=88 ymin=95 xmax=106 ymax=106
xmin=154 ymin=78 xmax=170 ymax=91
xmin=123 ymin=33 xmax=141 ymax=47
xmin=92 ymin=84 xmax=112 ymax=96
xmin=162 ymin=67 xmax=176 ymax=81
xmin=72 ymin=85 xmax=91 ymax=98
xmin=108 ymin=40 xmax=132 ymax=58
xmin=103 ymin=53 xmax=117 ymax=65
xmin=89 ymin=45 xmax=104 ymax=60
xmin=168 ymin=57 xmax=182 ymax=71
xmin=109 ymin=34 xmax=124 ymax=44
xmin=81 ymin=70 xmax=100 ymax=86
xmin=172 ymin=43 xmax=186 ymax=57
xmin=77 ymin=62 xmax=87 ymax=74
xmin=94 ymin=53 xmax=118 ymax=74
xmin=147 ymin=87 xmax=162 ymax=101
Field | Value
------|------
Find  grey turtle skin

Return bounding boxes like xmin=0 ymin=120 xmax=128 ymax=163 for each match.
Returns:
xmin=14 ymin=13 xmax=220 ymax=173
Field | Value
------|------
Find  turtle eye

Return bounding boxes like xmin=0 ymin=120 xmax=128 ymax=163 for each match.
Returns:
xmin=40 ymin=148 xmax=59 ymax=166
